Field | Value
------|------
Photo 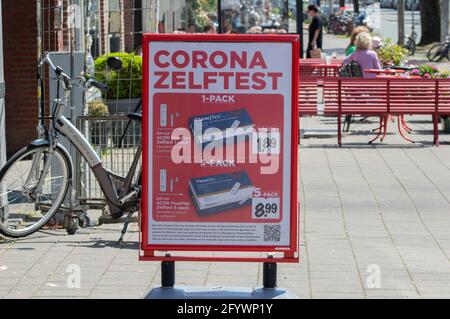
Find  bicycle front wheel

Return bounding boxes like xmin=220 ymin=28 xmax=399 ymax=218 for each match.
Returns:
xmin=0 ymin=144 xmax=71 ymax=238
xmin=427 ymin=44 xmax=444 ymax=62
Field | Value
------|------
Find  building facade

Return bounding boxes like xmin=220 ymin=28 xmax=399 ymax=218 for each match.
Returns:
xmin=1 ymin=0 xmax=295 ymax=156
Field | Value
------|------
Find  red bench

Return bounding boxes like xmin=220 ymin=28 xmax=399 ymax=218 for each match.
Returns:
xmin=321 ymin=78 xmax=450 ymax=146
xmin=298 ymin=59 xmax=343 ymax=117
xmin=299 ymin=77 xmax=320 ymax=116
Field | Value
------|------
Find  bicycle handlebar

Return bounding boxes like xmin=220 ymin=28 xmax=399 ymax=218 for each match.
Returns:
xmin=88 ymin=79 xmax=109 ymax=91
xmin=39 ymin=52 xmax=108 ymax=92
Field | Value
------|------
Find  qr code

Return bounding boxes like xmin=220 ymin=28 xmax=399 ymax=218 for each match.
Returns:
xmin=264 ymin=225 xmax=281 ymax=242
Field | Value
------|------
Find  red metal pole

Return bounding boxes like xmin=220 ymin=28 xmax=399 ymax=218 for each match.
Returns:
xmin=338 ymin=79 xmax=342 ymax=147
xmin=434 ymin=80 xmax=440 ymax=146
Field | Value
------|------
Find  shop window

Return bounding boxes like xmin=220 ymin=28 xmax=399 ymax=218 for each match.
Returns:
xmin=85 ymin=0 xmax=100 ymax=57
xmin=109 ymin=0 xmax=122 ymax=52
xmin=221 ymin=0 xmax=291 ymax=34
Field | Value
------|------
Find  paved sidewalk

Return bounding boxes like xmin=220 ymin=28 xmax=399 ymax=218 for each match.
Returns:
xmin=1 ymin=115 xmax=450 ymax=299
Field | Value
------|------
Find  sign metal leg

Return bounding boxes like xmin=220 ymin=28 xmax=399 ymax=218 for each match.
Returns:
xmin=161 ymin=260 xmax=175 ymax=288
xmin=263 ymin=262 xmax=277 ymax=289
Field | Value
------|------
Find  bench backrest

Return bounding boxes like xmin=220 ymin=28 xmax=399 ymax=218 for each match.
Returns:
xmin=298 ymin=76 xmax=319 ymax=116
xmin=389 ymin=79 xmax=437 ymax=114
xmin=323 ymin=79 xmax=388 ymax=114
xmin=438 ymin=80 xmax=450 ymax=115
xmin=322 ymin=78 xmax=450 ymax=115
xmin=298 ymin=60 xmax=343 ymax=116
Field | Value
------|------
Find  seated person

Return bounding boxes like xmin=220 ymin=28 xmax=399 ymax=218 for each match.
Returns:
xmin=372 ymin=36 xmax=382 ymax=51
xmin=344 ymin=32 xmax=381 ymax=78
xmin=345 ymin=26 xmax=370 ymax=56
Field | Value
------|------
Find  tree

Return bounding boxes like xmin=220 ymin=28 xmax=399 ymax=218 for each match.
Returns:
xmin=419 ymin=0 xmax=441 ymax=45
xmin=192 ymin=0 xmax=217 ymax=30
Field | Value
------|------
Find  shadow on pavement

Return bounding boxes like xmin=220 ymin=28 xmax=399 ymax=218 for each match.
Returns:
xmin=69 ymin=239 xmax=139 ymax=250
xmin=303 ymin=142 xmax=429 ymax=149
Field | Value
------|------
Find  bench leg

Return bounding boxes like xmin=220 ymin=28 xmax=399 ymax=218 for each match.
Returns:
xmin=369 ymin=116 xmax=383 ymax=144
xmin=338 ymin=115 xmax=342 ymax=147
xmin=433 ymin=114 xmax=439 ymax=146
xmin=380 ymin=116 xmax=388 ymax=142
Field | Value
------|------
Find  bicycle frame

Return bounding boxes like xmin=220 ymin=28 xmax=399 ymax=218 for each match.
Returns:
xmin=35 ymin=56 xmax=141 ymax=216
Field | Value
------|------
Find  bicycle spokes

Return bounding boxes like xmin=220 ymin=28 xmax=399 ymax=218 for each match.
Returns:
xmin=0 ymin=146 xmax=69 ymax=236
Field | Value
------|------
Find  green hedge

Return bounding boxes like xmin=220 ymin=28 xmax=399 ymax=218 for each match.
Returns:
xmin=94 ymin=52 xmax=142 ymax=99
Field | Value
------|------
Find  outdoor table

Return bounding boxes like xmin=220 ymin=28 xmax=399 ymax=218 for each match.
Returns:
xmin=299 ymin=58 xmax=343 ymax=64
xmin=365 ymin=69 xmax=406 ymax=76
xmin=299 ymin=59 xmax=343 ymax=77
xmin=312 ymin=64 xmax=341 ymax=77
xmin=368 ymin=114 xmax=415 ymax=144
xmin=366 ymin=73 xmax=421 ymax=144
xmin=375 ymin=74 xmax=421 ymax=79
xmin=389 ymin=65 xmax=415 ymax=71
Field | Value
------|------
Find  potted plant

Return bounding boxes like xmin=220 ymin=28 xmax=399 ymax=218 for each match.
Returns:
xmin=377 ymin=39 xmax=409 ymax=67
xmin=410 ymin=64 xmax=440 ymax=78
xmin=94 ymin=52 xmax=142 ymax=115
xmin=87 ymin=100 xmax=109 ymax=147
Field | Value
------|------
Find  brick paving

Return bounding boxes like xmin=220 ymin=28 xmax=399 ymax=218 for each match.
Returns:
xmin=1 ymin=115 xmax=449 ymax=299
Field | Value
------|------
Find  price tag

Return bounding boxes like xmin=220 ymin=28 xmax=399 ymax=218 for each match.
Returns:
xmin=252 ymin=197 xmax=280 ymax=219
xmin=252 ymin=130 xmax=281 ymax=155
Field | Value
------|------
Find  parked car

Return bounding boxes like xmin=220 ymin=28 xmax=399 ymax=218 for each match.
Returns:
xmin=406 ymin=0 xmax=419 ymax=11
xmin=318 ymin=2 xmax=340 ymax=17
xmin=380 ymin=0 xmax=393 ymax=9
xmin=381 ymin=0 xmax=419 ymax=10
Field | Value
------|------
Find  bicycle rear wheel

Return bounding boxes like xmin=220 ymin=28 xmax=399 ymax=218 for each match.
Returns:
xmin=405 ymin=38 xmax=416 ymax=55
xmin=0 ymin=144 xmax=71 ymax=238
xmin=427 ymin=43 xmax=444 ymax=62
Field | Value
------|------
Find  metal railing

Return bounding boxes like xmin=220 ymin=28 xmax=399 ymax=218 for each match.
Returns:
xmin=75 ymin=115 xmax=141 ymax=205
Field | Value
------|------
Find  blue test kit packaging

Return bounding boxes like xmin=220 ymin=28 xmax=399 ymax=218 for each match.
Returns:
xmin=189 ymin=171 xmax=255 ymax=216
xmin=188 ymin=109 xmax=254 ymax=148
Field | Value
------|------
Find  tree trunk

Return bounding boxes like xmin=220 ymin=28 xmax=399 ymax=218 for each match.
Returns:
xmin=328 ymin=0 xmax=334 ymax=16
xmin=419 ymin=0 xmax=441 ymax=45
xmin=441 ymin=0 xmax=449 ymax=43
xmin=353 ymin=0 xmax=359 ymax=13
xmin=339 ymin=0 xmax=345 ymax=8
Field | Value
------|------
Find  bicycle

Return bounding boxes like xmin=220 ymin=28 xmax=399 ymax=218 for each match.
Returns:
xmin=0 ymin=52 xmax=142 ymax=239
xmin=427 ymin=37 xmax=450 ymax=62
xmin=404 ymin=30 xmax=417 ymax=56
xmin=327 ymin=13 xmax=353 ymax=36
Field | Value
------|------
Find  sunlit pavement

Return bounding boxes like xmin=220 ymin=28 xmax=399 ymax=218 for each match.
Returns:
xmin=1 ymin=115 xmax=449 ymax=299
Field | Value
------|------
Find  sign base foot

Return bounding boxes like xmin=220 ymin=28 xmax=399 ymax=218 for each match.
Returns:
xmin=143 ymin=285 xmax=298 ymax=299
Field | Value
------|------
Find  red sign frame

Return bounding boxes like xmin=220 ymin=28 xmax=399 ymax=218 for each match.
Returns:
xmin=140 ymin=34 xmax=299 ymax=263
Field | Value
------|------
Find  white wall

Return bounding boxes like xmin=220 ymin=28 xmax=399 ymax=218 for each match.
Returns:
xmin=158 ymin=0 xmax=186 ymax=33
xmin=142 ymin=0 xmax=160 ymax=33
